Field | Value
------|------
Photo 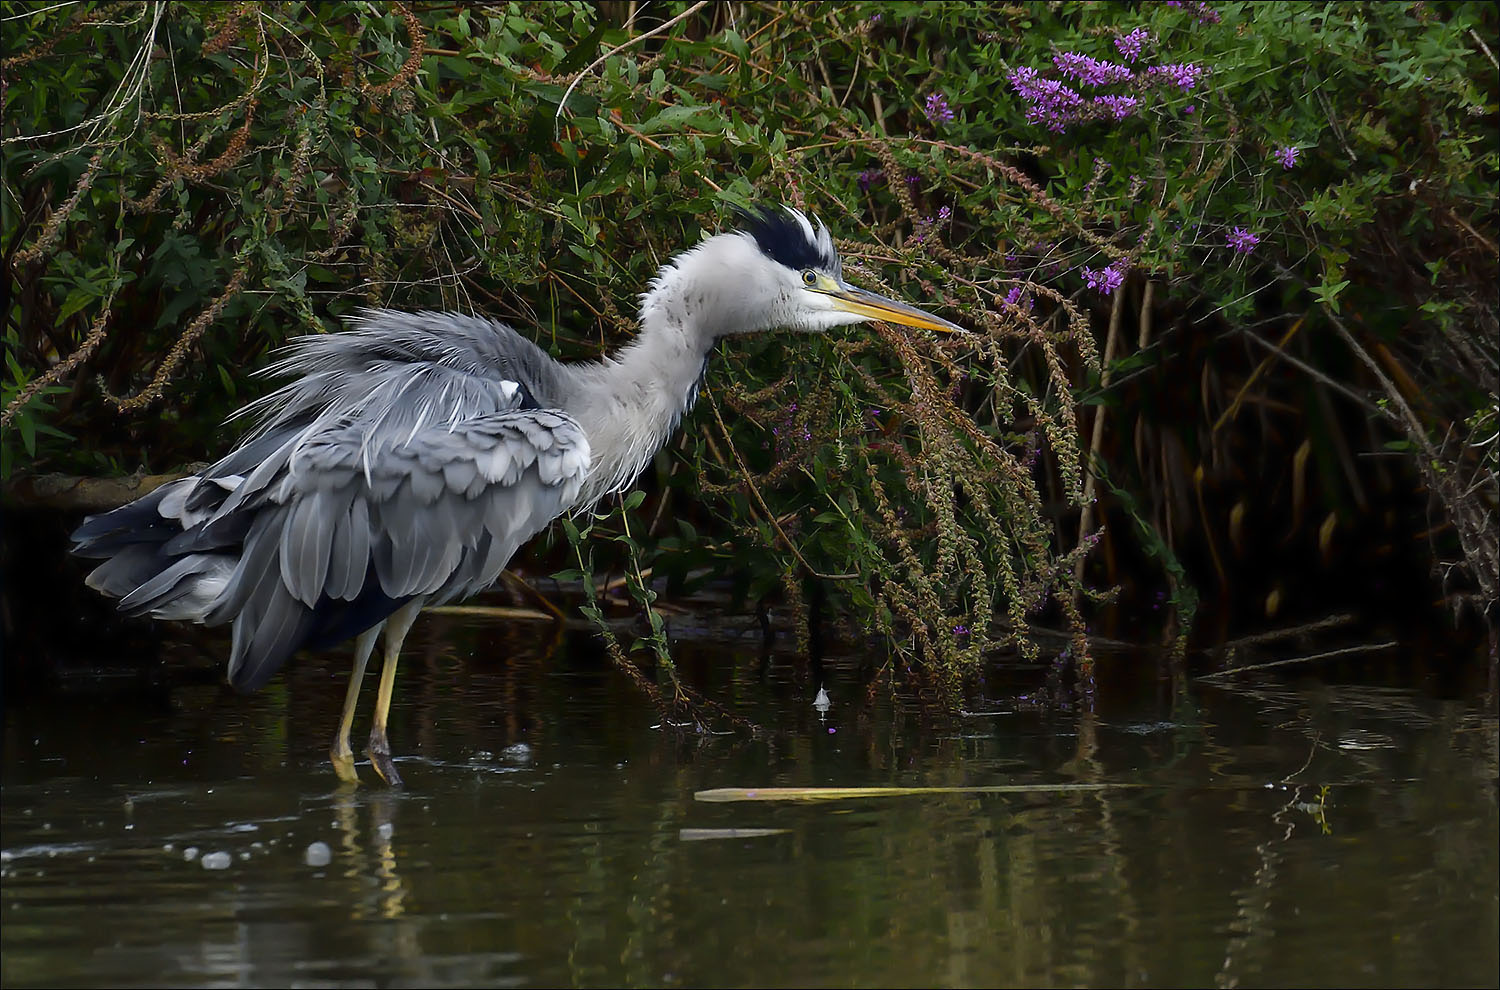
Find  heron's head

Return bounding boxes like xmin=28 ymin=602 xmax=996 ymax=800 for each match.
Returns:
xmin=640 ymin=206 xmax=964 ymax=339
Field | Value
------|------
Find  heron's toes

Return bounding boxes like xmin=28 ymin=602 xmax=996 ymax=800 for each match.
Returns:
xmin=330 ymin=747 xmax=360 ymax=785
xmin=365 ymin=729 xmax=404 ymax=788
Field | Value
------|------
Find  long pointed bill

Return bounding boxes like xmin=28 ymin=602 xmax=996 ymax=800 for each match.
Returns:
xmin=829 ymin=285 xmax=966 ymax=334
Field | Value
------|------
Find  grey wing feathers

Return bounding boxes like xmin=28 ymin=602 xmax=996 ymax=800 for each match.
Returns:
xmin=256 ymin=410 xmax=589 ymax=595
xmin=212 ymin=408 xmax=589 ymax=692
xmin=238 ymin=309 xmax=570 ymax=437
xmin=74 ymin=310 xmax=593 ymax=694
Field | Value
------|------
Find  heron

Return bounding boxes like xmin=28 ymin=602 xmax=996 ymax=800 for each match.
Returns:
xmin=71 ymin=206 xmax=962 ymax=785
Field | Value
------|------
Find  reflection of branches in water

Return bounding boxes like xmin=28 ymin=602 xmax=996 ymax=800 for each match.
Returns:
xmin=1065 ymin=709 xmax=1148 ymax=981
xmin=1215 ymin=733 xmax=1323 ymax=990
xmin=1208 ymin=680 xmax=1442 ymax=730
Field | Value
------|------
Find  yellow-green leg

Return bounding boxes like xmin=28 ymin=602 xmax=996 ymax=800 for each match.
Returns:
xmin=331 ymin=623 xmax=382 ymax=784
xmin=366 ymin=600 xmax=423 ymax=787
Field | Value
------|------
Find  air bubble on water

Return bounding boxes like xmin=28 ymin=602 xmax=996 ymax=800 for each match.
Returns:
xmin=183 ymin=847 xmax=200 ymax=861
xmin=304 ymin=841 xmax=332 ymax=868
xmin=200 ymin=851 xmax=232 ymax=870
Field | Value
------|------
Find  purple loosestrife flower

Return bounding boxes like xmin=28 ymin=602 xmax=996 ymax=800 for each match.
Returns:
xmin=1053 ymin=52 xmax=1134 ymax=87
xmin=1276 ymin=145 xmax=1299 ymax=169
xmin=937 ymin=205 xmax=951 ymax=222
xmin=1092 ymin=94 xmax=1139 ymax=121
xmin=924 ymin=92 xmax=955 ymax=123
xmin=1082 ymin=258 xmax=1129 ymax=295
xmin=857 ymin=168 xmax=883 ymax=191
xmin=1114 ymin=27 xmax=1150 ymax=62
xmin=1008 ymin=66 xmax=1084 ymax=132
xmin=1148 ymin=62 xmax=1204 ymax=92
xmin=1226 ymin=227 xmax=1261 ymax=253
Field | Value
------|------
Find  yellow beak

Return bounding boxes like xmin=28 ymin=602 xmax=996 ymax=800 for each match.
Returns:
xmin=827 ymin=284 xmax=965 ymax=334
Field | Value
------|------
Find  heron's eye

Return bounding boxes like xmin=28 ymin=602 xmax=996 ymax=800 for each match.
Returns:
xmin=801 ymin=269 xmax=818 ymax=286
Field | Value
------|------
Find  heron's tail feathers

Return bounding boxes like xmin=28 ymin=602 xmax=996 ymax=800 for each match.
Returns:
xmin=72 ymin=477 xmax=240 ymax=624
xmin=117 ymin=553 xmax=237 ymax=622
xmin=71 ymin=460 xmax=412 ymax=695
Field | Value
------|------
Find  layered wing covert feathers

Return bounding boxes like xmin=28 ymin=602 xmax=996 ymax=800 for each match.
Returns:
xmin=73 ymin=311 xmax=591 ymax=692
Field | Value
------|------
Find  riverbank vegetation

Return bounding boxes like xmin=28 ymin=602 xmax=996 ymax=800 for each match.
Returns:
xmin=4 ymin=1 xmax=1495 ymax=714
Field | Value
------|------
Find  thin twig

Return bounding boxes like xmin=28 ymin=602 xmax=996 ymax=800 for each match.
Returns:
xmin=1198 ymin=641 xmax=1399 ymax=680
xmin=555 ymin=1 xmax=711 ymax=134
xmin=1074 ymin=283 xmax=1127 ymax=587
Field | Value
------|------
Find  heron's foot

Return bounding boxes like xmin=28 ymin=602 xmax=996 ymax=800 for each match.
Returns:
xmin=365 ymin=728 xmax=404 ymax=787
xmin=330 ymin=744 xmax=360 ymax=785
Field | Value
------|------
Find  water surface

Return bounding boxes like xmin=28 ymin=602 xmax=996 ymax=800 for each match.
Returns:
xmin=4 ymin=614 xmax=1497 ymax=988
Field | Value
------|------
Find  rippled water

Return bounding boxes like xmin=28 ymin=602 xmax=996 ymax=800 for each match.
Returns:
xmin=3 ymin=612 xmax=1497 ymax=988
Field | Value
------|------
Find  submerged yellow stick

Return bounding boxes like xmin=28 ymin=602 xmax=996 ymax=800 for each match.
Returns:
xmin=678 ymin=828 xmax=791 ymax=840
xmin=694 ymin=783 xmax=1134 ymax=803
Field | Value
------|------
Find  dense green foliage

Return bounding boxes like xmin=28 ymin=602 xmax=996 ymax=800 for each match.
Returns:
xmin=4 ymin=2 xmax=1496 ymax=709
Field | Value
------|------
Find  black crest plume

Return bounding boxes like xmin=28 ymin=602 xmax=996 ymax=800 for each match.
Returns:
xmin=734 ymin=205 xmax=840 ymax=275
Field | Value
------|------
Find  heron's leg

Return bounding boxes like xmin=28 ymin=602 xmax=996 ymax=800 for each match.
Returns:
xmin=366 ymin=599 xmax=423 ymax=787
xmin=330 ymin=623 xmax=382 ymax=784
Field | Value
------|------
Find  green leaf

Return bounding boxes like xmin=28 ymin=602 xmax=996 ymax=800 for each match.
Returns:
xmin=638 ymin=103 xmax=719 ymax=135
xmin=1312 ymin=277 xmax=1351 ymax=311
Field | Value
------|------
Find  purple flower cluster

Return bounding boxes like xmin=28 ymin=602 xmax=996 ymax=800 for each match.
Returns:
xmin=1082 ymin=258 xmax=1129 ymax=295
xmin=1052 ymin=52 xmax=1134 ymax=87
xmin=1114 ymin=27 xmax=1150 ymax=62
xmin=1275 ymin=145 xmax=1299 ymax=169
xmin=1094 ymin=94 xmax=1140 ymax=121
xmin=1009 ymin=42 xmax=1204 ymax=133
xmin=1003 ymin=286 xmax=1031 ymax=309
xmin=1007 ymin=66 xmax=1085 ymax=132
xmin=1021 ymin=429 xmax=1041 ymax=469
xmin=912 ymin=209 xmax=952 ymax=246
xmin=924 ymin=92 xmax=956 ymax=124
xmin=1147 ymin=62 xmax=1204 ymax=92
xmin=766 ymin=401 xmax=812 ymax=458
xmin=1225 ymin=227 xmax=1261 ymax=253
xmin=857 ymin=168 xmax=884 ymax=191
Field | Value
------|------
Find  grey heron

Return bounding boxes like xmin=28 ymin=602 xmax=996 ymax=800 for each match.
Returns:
xmin=71 ymin=206 xmax=962 ymax=785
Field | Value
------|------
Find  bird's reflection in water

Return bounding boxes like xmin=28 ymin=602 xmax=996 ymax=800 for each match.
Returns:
xmin=332 ymin=788 xmax=409 ymax=923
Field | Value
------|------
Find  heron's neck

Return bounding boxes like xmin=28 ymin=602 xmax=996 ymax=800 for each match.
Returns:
xmin=563 ymin=302 xmax=716 ymax=507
